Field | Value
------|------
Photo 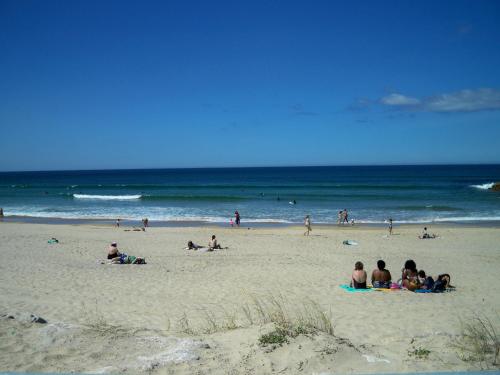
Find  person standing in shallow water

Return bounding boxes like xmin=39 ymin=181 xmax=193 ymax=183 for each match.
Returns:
xmin=234 ymin=211 xmax=240 ymax=227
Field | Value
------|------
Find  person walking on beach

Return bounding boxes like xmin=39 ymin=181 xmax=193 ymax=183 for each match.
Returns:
xmin=0 ymin=208 xmax=3 ymax=217
xmin=116 ymin=218 xmax=121 ymax=228
xmin=388 ymin=218 xmax=393 ymax=235
xmin=343 ymin=209 xmax=349 ymax=224
xmin=304 ymin=215 xmax=312 ymax=236
xmin=337 ymin=210 xmax=342 ymax=225
xmin=235 ymin=211 xmax=240 ymax=227
xmin=142 ymin=218 xmax=149 ymax=228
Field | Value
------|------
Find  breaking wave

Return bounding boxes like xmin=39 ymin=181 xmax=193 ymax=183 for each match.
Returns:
xmin=73 ymin=194 xmax=142 ymax=200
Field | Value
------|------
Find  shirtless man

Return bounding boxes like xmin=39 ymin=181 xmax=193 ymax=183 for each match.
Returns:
xmin=371 ymin=259 xmax=392 ymax=288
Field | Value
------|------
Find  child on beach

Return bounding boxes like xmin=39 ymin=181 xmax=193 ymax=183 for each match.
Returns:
xmin=350 ymin=261 xmax=367 ymax=289
xmin=230 ymin=218 xmax=234 ymax=227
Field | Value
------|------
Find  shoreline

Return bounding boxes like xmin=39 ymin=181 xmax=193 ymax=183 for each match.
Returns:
xmin=1 ymin=214 xmax=500 ymax=228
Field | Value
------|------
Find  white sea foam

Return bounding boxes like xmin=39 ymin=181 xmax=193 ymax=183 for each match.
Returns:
xmin=73 ymin=194 xmax=142 ymax=200
xmin=470 ymin=182 xmax=495 ymax=190
xmin=4 ymin=207 xmax=500 ymax=224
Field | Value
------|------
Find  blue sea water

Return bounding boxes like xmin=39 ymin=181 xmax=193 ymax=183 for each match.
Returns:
xmin=0 ymin=165 xmax=499 ymax=225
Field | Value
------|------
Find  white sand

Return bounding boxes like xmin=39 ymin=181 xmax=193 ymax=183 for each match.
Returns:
xmin=0 ymin=222 xmax=499 ymax=374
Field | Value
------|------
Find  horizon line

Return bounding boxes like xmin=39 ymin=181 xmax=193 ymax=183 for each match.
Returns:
xmin=1 ymin=162 xmax=500 ymax=174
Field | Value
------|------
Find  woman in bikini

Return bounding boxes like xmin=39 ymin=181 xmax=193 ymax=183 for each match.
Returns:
xmin=401 ymin=259 xmax=419 ymax=291
xmin=351 ymin=261 xmax=367 ymax=289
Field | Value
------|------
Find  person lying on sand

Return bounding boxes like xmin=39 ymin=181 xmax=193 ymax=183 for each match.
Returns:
xmin=419 ymin=227 xmax=437 ymax=239
xmin=186 ymin=241 xmax=202 ymax=250
xmin=417 ymin=271 xmax=453 ymax=291
xmin=350 ymin=261 xmax=367 ymax=289
xmin=371 ymin=259 xmax=392 ymax=288
xmin=107 ymin=254 xmax=146 ymax=264
xmin=124 ymin=227 xmax=145 ymax=232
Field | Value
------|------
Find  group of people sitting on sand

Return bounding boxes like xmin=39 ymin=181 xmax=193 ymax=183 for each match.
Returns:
xmin=186 ymin=235 xmax=227 ymax=251
xmin=351 ymin=259 xmax=452 ymax=292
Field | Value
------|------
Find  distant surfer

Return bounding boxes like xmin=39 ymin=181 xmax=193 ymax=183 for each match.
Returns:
xmin=289 ymin=200 xmax=297 ymax=205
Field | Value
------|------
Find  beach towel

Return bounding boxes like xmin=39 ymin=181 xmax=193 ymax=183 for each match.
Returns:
xmin=343 ymin=240 xmax=358 ymax=246
xmin=339 ymin=284 xmax=373 ymax=293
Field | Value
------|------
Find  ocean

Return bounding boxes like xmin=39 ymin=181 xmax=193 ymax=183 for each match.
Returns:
xmin=0 ymin=165 xmax=499 ymax=225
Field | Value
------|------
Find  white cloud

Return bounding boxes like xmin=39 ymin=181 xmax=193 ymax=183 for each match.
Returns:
xmin=423 ymin=88 xmax=500 ymax=112
xmin=380 ymin=88 xmax=500 ymax=113
xmin=380 ymin=93 xmax=420 ymax=106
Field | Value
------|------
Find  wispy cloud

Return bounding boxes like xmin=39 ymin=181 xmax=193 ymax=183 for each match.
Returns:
xmin=380 ymin=88 xmax=500 ymax=113
xmin=380 ymin=93 xmax=420 ymax=106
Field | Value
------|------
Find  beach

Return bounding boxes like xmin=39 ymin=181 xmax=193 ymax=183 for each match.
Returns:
xmin=0 ymin=221 xmax=499 ymax=374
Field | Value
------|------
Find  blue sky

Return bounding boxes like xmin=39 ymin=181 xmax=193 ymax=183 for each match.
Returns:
xmin=1 ymin=0 xmax=500 ymax=171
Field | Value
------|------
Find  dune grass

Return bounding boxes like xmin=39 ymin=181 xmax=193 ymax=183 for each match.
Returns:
xmin=455 ymin=313 xmax=499 ymax=366
xmin=174 ymin=293 xmax=334 ymax=340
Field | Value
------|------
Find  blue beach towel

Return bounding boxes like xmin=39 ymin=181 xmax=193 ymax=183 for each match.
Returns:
xmin=339 ymin=284 xmax=373 ymax=293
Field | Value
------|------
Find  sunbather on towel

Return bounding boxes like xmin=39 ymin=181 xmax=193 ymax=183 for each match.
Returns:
xmin=401 ymin=259 xmax=419 ymax=291
xmin=350 ymin=261 xmax=367 ymax=289
xmin=371 ymin=259 xmax=392 ymax=288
